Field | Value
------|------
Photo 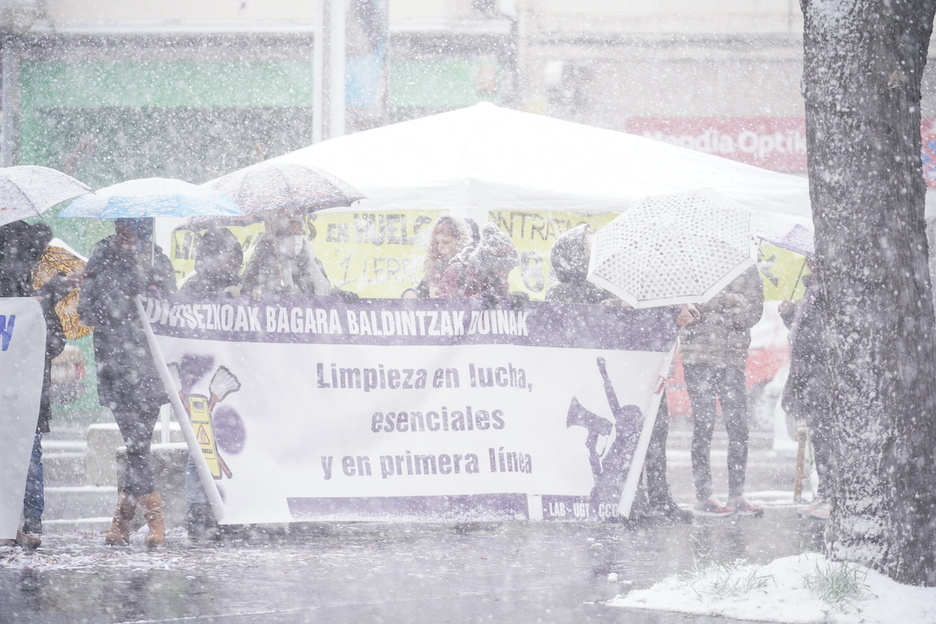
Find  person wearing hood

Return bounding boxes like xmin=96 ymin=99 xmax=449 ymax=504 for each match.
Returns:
xmin=0 ymin=221 xmax=73 ymax=549
xmin=78 ymin=218 xmax=177 ymax=547
xmin=435 ymin=222 xmax=521 ymax=301
xmin=180 ymin=226 xmax=244 ymax=298
xmin=779 ymin=263 xmax=832 ymax=520
xmin=242 ymin=213 xmax=331 ymax=298
xmin=545 ymin=223 xmax=609 ymax=304
xmin=546 ymin=223 xmax=693 ymax=525
xmin=178 ymin=227 xmax=244 ymax=539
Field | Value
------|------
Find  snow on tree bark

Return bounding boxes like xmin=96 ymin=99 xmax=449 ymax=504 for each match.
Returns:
xmin=801 ymin=0 xmax=936 ymax=586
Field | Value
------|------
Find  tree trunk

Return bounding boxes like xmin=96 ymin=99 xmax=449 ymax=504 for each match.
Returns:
xmin=801 ymin=0 xmax=936 ymax=586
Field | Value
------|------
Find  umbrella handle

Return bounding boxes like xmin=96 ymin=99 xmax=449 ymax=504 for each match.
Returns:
xmin=270 ymin=231 xmax=286 ymax=288
xmin=789 ymin=258 xmax=808 ymax=300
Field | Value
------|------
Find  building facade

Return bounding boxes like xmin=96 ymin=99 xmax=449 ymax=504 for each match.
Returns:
xmin=1 ymin=0 xmax=934 ymax=189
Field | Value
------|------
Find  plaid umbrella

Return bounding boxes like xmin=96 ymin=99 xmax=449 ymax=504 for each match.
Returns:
xmin=33 ymin=241 xmax=92 ymax=340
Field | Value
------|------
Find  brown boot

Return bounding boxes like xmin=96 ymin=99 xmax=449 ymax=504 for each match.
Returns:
xmin=104 ymin=490 xmax=137 ymax=546
xmin=138 ymin=492 xmax=165 ymax=548
xmin=7 ymin=530 xmax=41 ymax=550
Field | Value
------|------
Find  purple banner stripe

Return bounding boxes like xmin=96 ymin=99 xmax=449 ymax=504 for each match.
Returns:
xmin=287 ymin=494 xmax=530 ymax=521
xmin=144 ymin=295 xmax=678 ymax=352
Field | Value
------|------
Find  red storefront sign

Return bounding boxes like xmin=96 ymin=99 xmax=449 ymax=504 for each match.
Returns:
xmin=625 ymin=117 xmax=808 ymax=174
xmin=628 ymin=116 xmax=936 ymax=179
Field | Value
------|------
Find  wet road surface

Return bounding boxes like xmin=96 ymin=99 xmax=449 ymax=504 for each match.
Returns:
xmin=1 ymin=507 xmax=825 ymax=624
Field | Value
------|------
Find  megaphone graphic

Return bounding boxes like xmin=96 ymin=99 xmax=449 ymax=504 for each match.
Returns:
xmin=566 ymin=397 xmax=612 ymax=477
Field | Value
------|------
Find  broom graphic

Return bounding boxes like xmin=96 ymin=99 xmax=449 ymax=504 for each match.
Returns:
xmin=208 ymin=366 xmax=241 ymax=411
xmin=168 ymin=363 xmax=238 ymax=479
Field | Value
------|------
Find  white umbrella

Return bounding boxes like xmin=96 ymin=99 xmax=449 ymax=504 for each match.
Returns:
xmin=587 ymin=188 xmax=755 ymax=308
xmin=59 ymin=177 xmax=242 ymax=219
xmin=185 ymin=162 xmax=365 ymax=228
xmin=0 ymin=165 xmax=93 ymax=226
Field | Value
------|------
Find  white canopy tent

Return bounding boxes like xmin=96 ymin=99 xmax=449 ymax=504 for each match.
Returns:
xmin=270 ymin=102 xmax=811 ymax=220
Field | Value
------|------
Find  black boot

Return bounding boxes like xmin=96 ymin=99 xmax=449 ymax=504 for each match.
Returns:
xmin=649 ymin=496 xmax=693 ymax=524
xmin=186 ymin=504 xmax=220 ymax=540
xmin=22 ymin=515 xmax=42 ymax=536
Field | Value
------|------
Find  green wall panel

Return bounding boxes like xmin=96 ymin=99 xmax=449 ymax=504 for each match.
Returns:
xmin=21 ymin=60 xmax=315 ymax=109
xmin=389 ymin=59 xmax=504 ymax=108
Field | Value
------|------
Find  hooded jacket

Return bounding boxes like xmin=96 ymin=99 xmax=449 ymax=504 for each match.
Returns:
xmin=78 ymin=234 xmax=176 ymax=409
xmin=180 ymin=227 xmax=244 ymax=296
xmin=545 ymin=224 xmax=610 ymax=304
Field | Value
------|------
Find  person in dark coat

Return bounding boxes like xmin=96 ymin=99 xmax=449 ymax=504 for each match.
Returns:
xmin=780 ymin=267 xmax=832 ymax=520
xmin=545 ymin=223 xmax=608 ymax=304
xmin=78 ymin=218 xmax=176 ymax=547
xmin=178 ymin=227 xmax=243 ymax=539
xmin=546 ymin=224 xmax=692 ymax=524
xmin=678 ymin=265 xmax=764 ymax=518
xmin=180 ymin=226 xmax=244 ymax=297
xmin=0 ymin=221 xmax=72 ymax=549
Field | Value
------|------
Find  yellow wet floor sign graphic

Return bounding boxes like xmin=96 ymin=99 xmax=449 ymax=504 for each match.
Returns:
xmin=196 ymin=425 xmax=210 ymax=445
xmin=168 ymin=363 xmax=241 ymax=480
xmin=188 ymin=395 xmax=224 ymax=479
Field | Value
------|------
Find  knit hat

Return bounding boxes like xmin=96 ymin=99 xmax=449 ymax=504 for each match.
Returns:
xmin=469 ymin=223 xmax=519 ymax=271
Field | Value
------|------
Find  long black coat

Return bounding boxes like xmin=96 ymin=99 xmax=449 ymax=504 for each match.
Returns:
xmin=78 ymin=235 xmax=176 ymax=409
xmin=782 ymin=279 xmax=830 ymax=421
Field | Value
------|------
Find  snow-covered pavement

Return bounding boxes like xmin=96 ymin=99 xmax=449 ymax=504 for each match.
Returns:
xmin=2 ymin=508 xmax=830 ymax=624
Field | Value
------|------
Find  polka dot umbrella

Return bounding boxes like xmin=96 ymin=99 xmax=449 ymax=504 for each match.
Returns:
xmin=587 ymin=188 xmax=755 ymax=309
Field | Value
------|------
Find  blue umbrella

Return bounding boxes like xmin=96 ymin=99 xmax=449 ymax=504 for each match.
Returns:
xmin=59 ymin=177 xmax=242 ymax=219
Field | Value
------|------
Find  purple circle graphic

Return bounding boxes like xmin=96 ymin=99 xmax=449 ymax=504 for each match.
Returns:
xmin=213 ymin=405 xmax=245 ymax=454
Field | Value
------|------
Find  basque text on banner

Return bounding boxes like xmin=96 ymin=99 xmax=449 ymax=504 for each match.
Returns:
xmin=141 ymin=295 xmax=678 ymax=524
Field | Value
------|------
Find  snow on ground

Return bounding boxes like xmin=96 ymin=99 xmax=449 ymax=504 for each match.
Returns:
xmin=609 ymin=551 xmax=936 ymax=624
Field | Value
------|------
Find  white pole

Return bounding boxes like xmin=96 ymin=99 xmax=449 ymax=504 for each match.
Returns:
xmin=312 ymin=0 xmax=326 ymax=144
xmin=328 ymin=0 xmax=346 ymax=138
xmin=159 ymin=404 xmax=171 ymax=444
xmin=134 ymin=296 xmax=226 ymax=521
xmin=1 ymin=45 xmax=15 ymax=167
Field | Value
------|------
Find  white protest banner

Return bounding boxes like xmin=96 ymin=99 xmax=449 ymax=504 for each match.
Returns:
xmin=140 ymin=295 xmax=677 ymax=524
xmin=0 ymin=298 xmax=46 ymax=539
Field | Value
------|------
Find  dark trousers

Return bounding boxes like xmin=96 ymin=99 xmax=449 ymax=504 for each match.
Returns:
xmin=644 ymin=393 xmax=672 ymax=507
xmin=112 ymin=403 xmax=162 ymax=498
xmin=806 ymin=406 xmax=833 ymax=500
xmin=23 ymin=433 xmax=44 ymax=520
xmin=683 ymin=363 xmax=749 ymax=501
